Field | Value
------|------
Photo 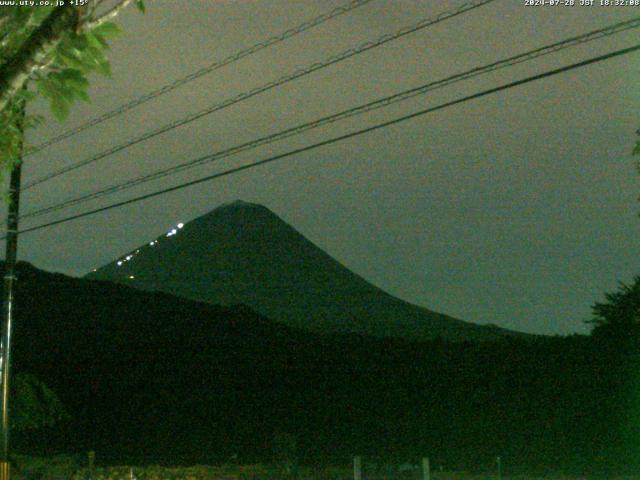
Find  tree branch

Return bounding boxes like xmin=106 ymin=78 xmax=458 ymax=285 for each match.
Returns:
xmin=0 ymin=7 xmax=80 ymax=115
xmin=84 ymin=0 xmax=134 ymax=30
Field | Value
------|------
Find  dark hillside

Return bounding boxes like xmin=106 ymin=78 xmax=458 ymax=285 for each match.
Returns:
xmin=3 ymin=262 xmax=638 ymax=473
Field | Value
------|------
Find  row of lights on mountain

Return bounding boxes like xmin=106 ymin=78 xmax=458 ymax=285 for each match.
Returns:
xmin=114 ymin=222 xmax=184 ymax=269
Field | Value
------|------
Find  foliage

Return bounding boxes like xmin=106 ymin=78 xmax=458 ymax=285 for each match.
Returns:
xmin=0 ymin=2 xmax=146 ymax=177
xmin=34 ymin=20 xmax=122 ymax=120
xmin=0 ymin=6 xmax=56 ymax=61
xmin=12 ymin=454 xmax=83 ymax=480
xmin=11 ymin=373 xmax=69 ymax=432
xmin=588 ymin=275 xmax=640 ymax=342
xmin=0 ymin=90 xmax=32 ymax=175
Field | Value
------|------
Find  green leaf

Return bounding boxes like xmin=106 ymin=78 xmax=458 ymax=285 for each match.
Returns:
xmin=135 ymin=0 xmax=146 ymax=13
xmin=67 ymin=32 xmax=89 ymax=51
xmin=95 ymin=59 xmax=112 ymax=77
xmin=73 ymin=47 xmax=101 ymax=70
xmin=13 ymin=88 xmax=35 ymax=103
xmin=85 ymin=44 xmax=108 ymax=64
xmin=48 ymin=70 xmax=90 ymax=104
xmin=37 ymin=78 xmax=62 ymax=99
xmin=50 ymin=96 xmax=70 ymax=121
xmin=38 ymin=76 xmax=74 ymax=121
xmin=57 ymin=49 xmax=88 ymax=71
xmin=634 ymin=141 xmax=640 ymax=156
xmin=90 ymin=21 xmax=122 ymax=39
xmin=55 ymin=68 xmax=85 ymax=83
xmin=86 ymin=31 xmax=109 ymax=50
xmin=63 ymin=75 xmax=89 ymax=93
xmin=76 ymin=89 xmax=91 ymax=103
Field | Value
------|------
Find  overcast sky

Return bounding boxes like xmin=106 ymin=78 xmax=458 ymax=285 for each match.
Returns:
xmin=3 ymin=0 xmax=639 ymax=335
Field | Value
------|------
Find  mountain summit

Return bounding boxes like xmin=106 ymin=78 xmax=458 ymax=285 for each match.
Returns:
xmin=86 ymin=201 xmax=521 ymax=341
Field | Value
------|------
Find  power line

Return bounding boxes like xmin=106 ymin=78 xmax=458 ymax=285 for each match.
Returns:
xmin=22 ymin=0 xmax=496 ymax=190
xmin=13 ymin=43 xmax=640 ymax=238
xmin=20 ymin=15 xmax=640 ymax=220
xmin=25 ymin=0 xmax=376 ymax=156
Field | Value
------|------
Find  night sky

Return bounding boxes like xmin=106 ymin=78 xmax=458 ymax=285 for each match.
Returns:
xmin=3 ymin=0 xmax=639 ymax=335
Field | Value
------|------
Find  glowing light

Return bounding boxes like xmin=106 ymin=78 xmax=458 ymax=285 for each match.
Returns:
xmin=117 ymin=261 xmax=123 ymax=266
xmin=129 ymin=275 xmax=135 ymax=279
xmin=177 ymin=223 xmax=184 ymax=229
xmin=149 ymin=242 xmax=154 ymax=246
xmin=171 ymin=229 xmax=177 ymax=235
xmin=126 ymin=255 xmax=133 ymax=260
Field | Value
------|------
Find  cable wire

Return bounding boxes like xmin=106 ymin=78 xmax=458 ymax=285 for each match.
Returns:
xmin=26 ymin=0 xmax=376 ymax=155
xmin=22 ymin=0 xmax=497 ymax=190
xmin=13 ymin=42 xmax=640 ymax=238
xmin=20 ymin=15 xmax=640 ymax=220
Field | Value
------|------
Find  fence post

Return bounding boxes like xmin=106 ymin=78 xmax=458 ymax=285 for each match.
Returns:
xmin=421 ymin=458 xmax=430 ymax=480
xmin=496 ymin=456 xmax=502 ymax=480
xmin=353 ymin=456 xmax=362 ymax=480
xmin=88 ymin=451 xmax=95 ymax=479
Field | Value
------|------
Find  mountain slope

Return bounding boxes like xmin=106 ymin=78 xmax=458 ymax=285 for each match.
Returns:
xmin=5 ymin=262 xmax=619 ymax=471
xmin=7 ymin=261 xmax=306 ymax=462
xmin=86 ymin=201 xmax=522 ymax=342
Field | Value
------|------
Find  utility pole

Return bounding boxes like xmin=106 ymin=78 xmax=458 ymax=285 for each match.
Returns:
xmin=0 ymin=94 xmax=25 ymax=480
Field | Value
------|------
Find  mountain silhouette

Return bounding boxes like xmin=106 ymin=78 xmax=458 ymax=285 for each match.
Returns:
xmin=86 ymin=200 xmax=524 ymax=341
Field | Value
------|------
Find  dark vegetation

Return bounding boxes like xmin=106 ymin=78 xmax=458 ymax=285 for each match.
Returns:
xmin=4 ymin=262 xmax=640 ymax=475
